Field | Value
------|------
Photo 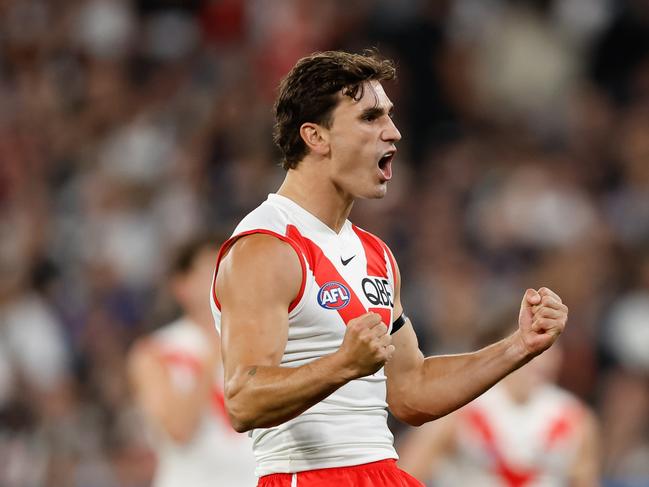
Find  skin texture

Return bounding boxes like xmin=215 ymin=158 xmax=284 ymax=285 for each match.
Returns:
xmin=215 ymin=79 xmax=569 ymax=433
xmin=129 ymin=247 xmax=222 ymax=443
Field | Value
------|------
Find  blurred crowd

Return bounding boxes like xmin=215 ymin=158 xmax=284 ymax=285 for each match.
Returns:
xmin=0 ymin=0 xmax=648 ymax=485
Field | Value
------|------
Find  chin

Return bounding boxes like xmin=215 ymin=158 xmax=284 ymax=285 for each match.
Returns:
xmin=373 ymin=183 xmax=389 ymax=199
xmin=357 ymin=186 xmax=387 ymax=200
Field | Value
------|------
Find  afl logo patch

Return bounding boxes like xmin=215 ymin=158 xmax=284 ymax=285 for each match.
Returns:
xmin=317 ymin=281 xmax=351 ymax=310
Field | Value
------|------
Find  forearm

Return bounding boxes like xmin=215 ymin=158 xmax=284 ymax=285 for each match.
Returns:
xmin=390 ymin=334 xmax=529 ymax=425
xmin=225 ymin=352 xmax=354 ymax=432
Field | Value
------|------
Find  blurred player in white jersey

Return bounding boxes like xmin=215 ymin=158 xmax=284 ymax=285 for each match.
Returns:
xmin=398 ymin=316 xmax=599 ymax=487
xmin=129 ymin=236 xmax=256 ymax=487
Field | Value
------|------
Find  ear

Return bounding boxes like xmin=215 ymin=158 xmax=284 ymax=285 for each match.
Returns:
xmin=299 ymin=122 xmax=330 ymax=157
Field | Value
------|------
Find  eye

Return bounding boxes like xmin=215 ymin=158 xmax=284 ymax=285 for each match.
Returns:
xmin=360 ymin=108 xmax=383 ymax=122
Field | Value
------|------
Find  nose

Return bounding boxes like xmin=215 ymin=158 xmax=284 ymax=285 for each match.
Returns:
xmin=382 ymin=117 xmax=401 ymax=143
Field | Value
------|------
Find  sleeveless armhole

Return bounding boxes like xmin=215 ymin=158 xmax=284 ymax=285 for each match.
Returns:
xmin=211 ymin=229 xmax=307 ymax=313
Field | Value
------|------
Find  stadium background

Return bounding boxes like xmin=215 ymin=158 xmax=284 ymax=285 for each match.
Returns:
xmin=0 ymin=0 xmax=648 ymax=485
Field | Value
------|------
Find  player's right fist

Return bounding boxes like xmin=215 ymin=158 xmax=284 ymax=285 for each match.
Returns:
xmin=337 ymin=312 xmax=395 ymax=379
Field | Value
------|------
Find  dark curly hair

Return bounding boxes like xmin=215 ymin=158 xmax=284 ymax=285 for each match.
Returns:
xmin=273 ymin=50 xmax=396 ymax=170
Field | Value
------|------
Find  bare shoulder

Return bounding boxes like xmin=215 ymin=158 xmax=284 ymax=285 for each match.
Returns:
xmin=223 ymin=233 xmax=300 ymax=265
xmin=217 ymin=233 xmax=303 ymax=306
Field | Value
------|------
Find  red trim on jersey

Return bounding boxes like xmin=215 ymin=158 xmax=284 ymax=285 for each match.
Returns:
xmin=158 ymin=350 xmax=203 ymax=376
xmin=157 ymin=348 xmax=233 ymax=429
xmin=142 ymin=341 xmax=234 ymax=432
xmin=352 ymin=225 xmax=388 ymax=278
xmin=211 ymin=229 xmax=307 ymax=312
xmin=286 ymin=225 xmax=368 ymax=325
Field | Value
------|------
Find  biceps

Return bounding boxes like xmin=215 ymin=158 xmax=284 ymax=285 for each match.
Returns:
xmin=215 ymin=234 xmax=301 ymax=376
xmin=220 ymin=301 xmax=289 ymax=372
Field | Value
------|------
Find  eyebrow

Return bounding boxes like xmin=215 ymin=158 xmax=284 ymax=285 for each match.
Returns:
xmin=360 ymin=104 xmax=394 ymax=119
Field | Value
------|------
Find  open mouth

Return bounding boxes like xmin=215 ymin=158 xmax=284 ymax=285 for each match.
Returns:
xmin=378 ymin=151 xmax=395 ymax=181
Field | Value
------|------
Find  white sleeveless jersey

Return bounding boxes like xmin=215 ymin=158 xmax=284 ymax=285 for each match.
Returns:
xmin=210 ymin=193 xmax=399 ymax=477
xmin=146 ymin=318 xmax=257 ymax=487
xmin=435 ymin=383 xmax=586 ymax=487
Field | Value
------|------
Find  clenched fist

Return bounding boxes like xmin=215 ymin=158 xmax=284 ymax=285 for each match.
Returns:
xmin=517 ymin=287 xmax=568 ymax=358
xmin=337 ymin=312 xmax=395 ymax=379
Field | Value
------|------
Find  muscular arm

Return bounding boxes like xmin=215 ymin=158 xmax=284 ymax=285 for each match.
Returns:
xmin=217 ymin=234 xmax=393 ymax=432
xmin=385 ymin=257 xmax=568 ymax=426
xmin=386 ymin=321 xmax=528 ymax=425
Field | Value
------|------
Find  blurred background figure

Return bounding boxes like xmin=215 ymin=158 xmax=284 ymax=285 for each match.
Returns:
xmin=397 ymin=313 xmax=599 ymax=487
xmin=0 ymin=0 xmax=648 ymax=485
xmin=128 ymin=235 xmax=256 ymax=487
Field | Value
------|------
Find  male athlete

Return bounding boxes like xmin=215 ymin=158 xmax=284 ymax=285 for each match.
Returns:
xmin=129 ymin=236 xmax=256 ymax=487
xmin=211 ymin=51 xmax=569 ymax=486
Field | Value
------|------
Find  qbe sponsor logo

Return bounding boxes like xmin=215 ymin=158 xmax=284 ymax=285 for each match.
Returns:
xmin=318 ymin=281 xmax=351 ymax=310
xmin=362 ymin=277 xmax=393 ymax=307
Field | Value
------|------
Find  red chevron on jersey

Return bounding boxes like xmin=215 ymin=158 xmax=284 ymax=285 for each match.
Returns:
xmin=352 ymin=226 xmax=392 ymax=326
xmin=465 ymin=408 xmax=537 ymax=487
xmin=352 ymin=225 xmax=388 ymax=278
xmin=287 ymin=224 xmax=367 ymax=325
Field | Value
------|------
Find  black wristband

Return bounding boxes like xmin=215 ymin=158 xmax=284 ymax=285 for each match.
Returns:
xmin=391 ymin=312 xmax=408 ymax=335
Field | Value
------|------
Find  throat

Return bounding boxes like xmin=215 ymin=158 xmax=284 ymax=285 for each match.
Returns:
xmin=278 ymin=173 xmax=354 ymax=234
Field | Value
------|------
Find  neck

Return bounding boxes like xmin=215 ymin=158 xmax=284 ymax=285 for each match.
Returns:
xmin=277 ymin=160 xmax=354 ymax=233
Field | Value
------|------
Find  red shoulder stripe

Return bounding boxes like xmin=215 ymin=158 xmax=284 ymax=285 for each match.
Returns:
xmin=211 ymin=229 xmax=307 ymax=312
xmin=352 ymin=225 xmax=388 ymax=278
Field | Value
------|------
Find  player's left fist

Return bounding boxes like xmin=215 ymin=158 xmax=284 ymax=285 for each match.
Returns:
xmin=518 ymin=287 xmax=568 ymax=357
